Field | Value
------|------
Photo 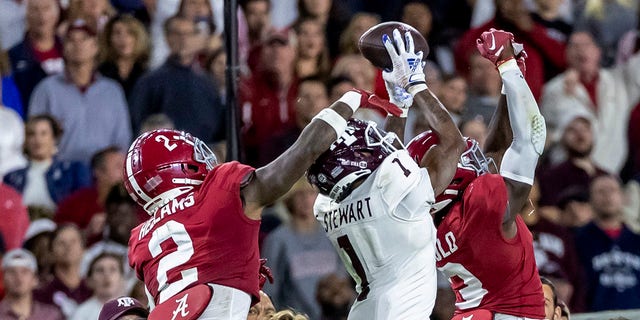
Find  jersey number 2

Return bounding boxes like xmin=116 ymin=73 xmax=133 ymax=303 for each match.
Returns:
xmin=337 ymin=235 xmax=370 ymax=301
xmin=148 ymin=220 xmax=198 ymax=303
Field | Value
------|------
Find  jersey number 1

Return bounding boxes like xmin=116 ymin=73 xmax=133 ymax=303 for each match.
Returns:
xmin=148 ymin=220 xmax=198 ymax=303
xmin=337 ymin=235 xmax=370 ymax=301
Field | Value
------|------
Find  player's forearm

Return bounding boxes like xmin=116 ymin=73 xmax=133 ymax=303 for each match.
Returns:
xmin=498 ymin=59 xmax=546 ymax=185
xmin=484 ymin=94 xmax=512 ymax=166
xmin=413 ymin=87 xmax=466 ymax=155
xmin=383 ymin=115 xmax=406 ymax=147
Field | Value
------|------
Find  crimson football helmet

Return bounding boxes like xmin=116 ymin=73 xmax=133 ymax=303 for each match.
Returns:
xmin=123 ymin=129 xmax=218 ymax=215
xmin=307 ymin=119 xmax=400 ymax=202
xmin=407 ymin=131 xmax=495 ymax=213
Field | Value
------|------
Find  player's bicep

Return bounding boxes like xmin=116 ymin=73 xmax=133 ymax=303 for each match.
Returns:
xmin=421 ymin=145 xmax=460 ymax=196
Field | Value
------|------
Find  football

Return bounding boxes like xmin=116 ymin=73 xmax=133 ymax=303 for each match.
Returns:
xmin=358 ymin=21 xmax=429 ymax=70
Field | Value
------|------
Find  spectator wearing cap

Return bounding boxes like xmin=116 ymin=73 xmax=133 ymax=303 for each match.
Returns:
xmin=3 ymin=114 xmax=91 ymax=217
xmin=129 ymin=14 xmax=225 ymax=146
xmin=538 ymin=110 xmax=608 ymax=210
xmin=71 ymin=253 xmax=126 ymax=320
xmin=99 ymin=296 xmax=148 ymax=320
xmin=28 ymin=19 xmax=132 ymax=165
xmin=239 ymin=28 xmax=298 ymax=166
xmin=0 ymin=249 xmax=63 ymax=320
xmin=8 ymin=0 xmax=63 ymax=110
xmin=541 ymin=30 xmax=640 ymax=174
xmin=0 ymin=183 xmax=29 ymax=251
xmin=22 ymin=218 xmax=57 ymax=282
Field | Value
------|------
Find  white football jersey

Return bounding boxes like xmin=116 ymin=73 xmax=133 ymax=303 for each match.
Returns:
xmin=314 ymin=150 xmax=437 ymax=320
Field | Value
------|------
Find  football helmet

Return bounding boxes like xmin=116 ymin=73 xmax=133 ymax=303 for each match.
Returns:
xmin=123 ymin=129 xmax=218 ymax=215
xmin=407 ymin=131 xmax=495 ymax=213
xmin=307 ymin=119 xmax=400 ymax=202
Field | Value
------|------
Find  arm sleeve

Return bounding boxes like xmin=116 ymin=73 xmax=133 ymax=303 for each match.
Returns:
xmin=28 ymin=82 xmax=50 ymax=117
xmin=112 ymin=87 xmax=133 ymax=149
xmin=498 ymin=59 xmax=547 ymax=185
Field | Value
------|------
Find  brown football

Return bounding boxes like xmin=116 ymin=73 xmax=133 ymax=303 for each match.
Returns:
xmin=358 ymin=21 xmax=429 ymax=70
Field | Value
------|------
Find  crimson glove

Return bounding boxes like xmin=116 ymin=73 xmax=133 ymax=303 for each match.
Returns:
xmin=258 ymin=258 xmax=274 ymax=290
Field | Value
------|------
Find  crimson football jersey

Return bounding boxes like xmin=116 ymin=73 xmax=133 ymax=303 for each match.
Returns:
xmin=128 ymin=162 xmax=261 ymax=305
xmin=435 ymin=174 xmax=545 ymax=318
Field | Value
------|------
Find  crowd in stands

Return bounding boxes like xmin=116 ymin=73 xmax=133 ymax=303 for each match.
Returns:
xmin=1 ymin=0 xmax=640 ymax=319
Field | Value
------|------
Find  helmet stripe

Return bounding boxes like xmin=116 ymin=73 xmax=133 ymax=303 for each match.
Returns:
xmin=126 ymin=149 xmax=152 ymax=203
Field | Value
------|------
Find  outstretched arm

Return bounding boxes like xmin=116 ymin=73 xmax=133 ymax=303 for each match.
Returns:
xmin=241 ymin=90 xmax=401 ymax=219
xmin=381 ymin=29 xmax=466 ymax=196
xmin=476 ymin=29 xmax=547 ymax=236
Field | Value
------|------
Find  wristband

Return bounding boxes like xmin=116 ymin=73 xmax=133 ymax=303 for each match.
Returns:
xmin=337 ymin=91 xmax=362 ymax=112
xmin=391 ymin=108 xmax=410 ymax=118
xmin=497 ymin=58 xmax=519 ymax=74
xmin=407 ymin=83 xmax=428 ymax=96
xmin=313 ymin=108 xmax=348 ymax=138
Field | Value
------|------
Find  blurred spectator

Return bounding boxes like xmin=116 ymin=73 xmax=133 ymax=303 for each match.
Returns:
xmin=330 ymin=54 xmax=375 ymax=93
xmin=80 ymin=184 xmax=140 ymax=294
xmin=262 ymin=180 xmax=344 ymax=320
xmin=29 ymin=19 xmax=132 ymax=164
xmin=3 ymin=115 xmax=91 ymax=215
xmin=130 ymin=15 xmax=225 ymax=145
xmin=338 ymin=12 xmax=379 ymax=56
xmin=98 ymin=296 xmax=149 ymax=320
xmin=138 ymin=113 xmax=176 ymax=135
xmin=293 ymin=18 xmax=330 ymax=80
xmin=205 ymin=47 xmax=226 ymax=100
xmin=575 ymin=174 xmax=640 ymax=311
xmin=71 ymin=253 xmax=125 ymax=320
xmin=531 ymin=0 xmax=573 ymax=42
xmin=541 ymin=277 xmax=562 ymax=320
xmin=21 ymin=218 xmax=56 ymax=282
xmin=455 ymin=0 xmax=567 ymax=100
xmin=297 ymin=0 xmax=351 ymax=60
xmin=460 ymin=118 xmax=488 ymax=149
xmin=538 ymin=110 xmax=607 ymax=208
xmin=242 ymin=0 xmax=272 ymax=73
xmin=64 ymin=0 xmax=117 ymax=32
xmin=55 ymin=147 xmax=125 ymax=242
xmin=258 ymin=76 xmax=328 ymax=165
xmin=624 ymin=102 xmax=640 ymax=181
xmin=401 ymin=1 xmax=454 ymax=71
xmin=460 ymin=53 xmax=502 ymax=127
xmin=557 ymin=187 xmax=593 ymax=228
xmin=522 ymin=182 xmax=586 ymax=312
xmin=438 ymin=73 xmax=467 ymax=127
xmin=34 ymin=224 xmax=92 ymax=317
xmin=176 ymin=0 xmax=221 ymax=58
xmin=98 ymin=14 xmax=150 ymax=100
xmin=0 ymin=0 xmax=26 ymax=50
xmin=0 ymin=249 xmax=63 ymax=320
xmin=1 ymin=51 xmax=24 ymax=118
xmin=9 ymin=0 xmax=63 ymax=111
xmin=326 ymin=75 xmax=355 ymax=102
xmin=0 ymin=85 xmax=26 ymax=178
xmin=270 ymin=0 xmax=296 ymax=29
xmin=270 ymin=310 xmax=309 ymax=320
xmin=239 ymin=28 xmax=298 ymax=166
xmin=574 ymin=0 xmax=637 ymax=67
xmin=247 ymin=290 xmax=276 ymax=320
xmin=0 ymin=183 xmax=29 ymax=251
xmin=315 ymin=273 xmax=355 ymax=320
xmin=541 ymin=30 xmax=640 ymax=174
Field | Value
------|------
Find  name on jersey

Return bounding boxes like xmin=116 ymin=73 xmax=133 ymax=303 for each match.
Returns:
xmin=138 ymin=193 xmax=196 ymax=240
xmin=435 ymin=231 xmax=458 ymax=262
xmin=323 ymin=197 xmax=373 ymax=232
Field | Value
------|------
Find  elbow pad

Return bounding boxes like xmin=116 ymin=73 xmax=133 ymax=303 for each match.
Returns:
xmin=498 ymin=59 xmax=547 ymax=185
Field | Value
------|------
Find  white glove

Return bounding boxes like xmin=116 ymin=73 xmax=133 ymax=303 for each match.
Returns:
xmin=382 ymin=28 xmax=427 ymax=96
xmin=384 ymin=80 xmax=413 ymax=117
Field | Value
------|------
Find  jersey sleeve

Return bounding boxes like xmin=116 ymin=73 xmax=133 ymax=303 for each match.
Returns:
xmin=459 ymin=174 xmax=508 ymax=236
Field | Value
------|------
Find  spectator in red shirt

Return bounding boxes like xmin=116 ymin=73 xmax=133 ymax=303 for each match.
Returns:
xmin=55 ymin=146 xmax=125 ymax=244
xmin=455 ymin=0 xmax=566 ymax=100
xmin=0 ymin=183 xmax=29 ymax=251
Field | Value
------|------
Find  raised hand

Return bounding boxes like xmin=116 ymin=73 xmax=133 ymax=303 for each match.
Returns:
xmin=258 ymin=258 xmax=274 ymax=289
xmin=382 ymin=28 xmax=426 ymax=95
xmin=476 ymin=28 xmax=528 ymax=75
